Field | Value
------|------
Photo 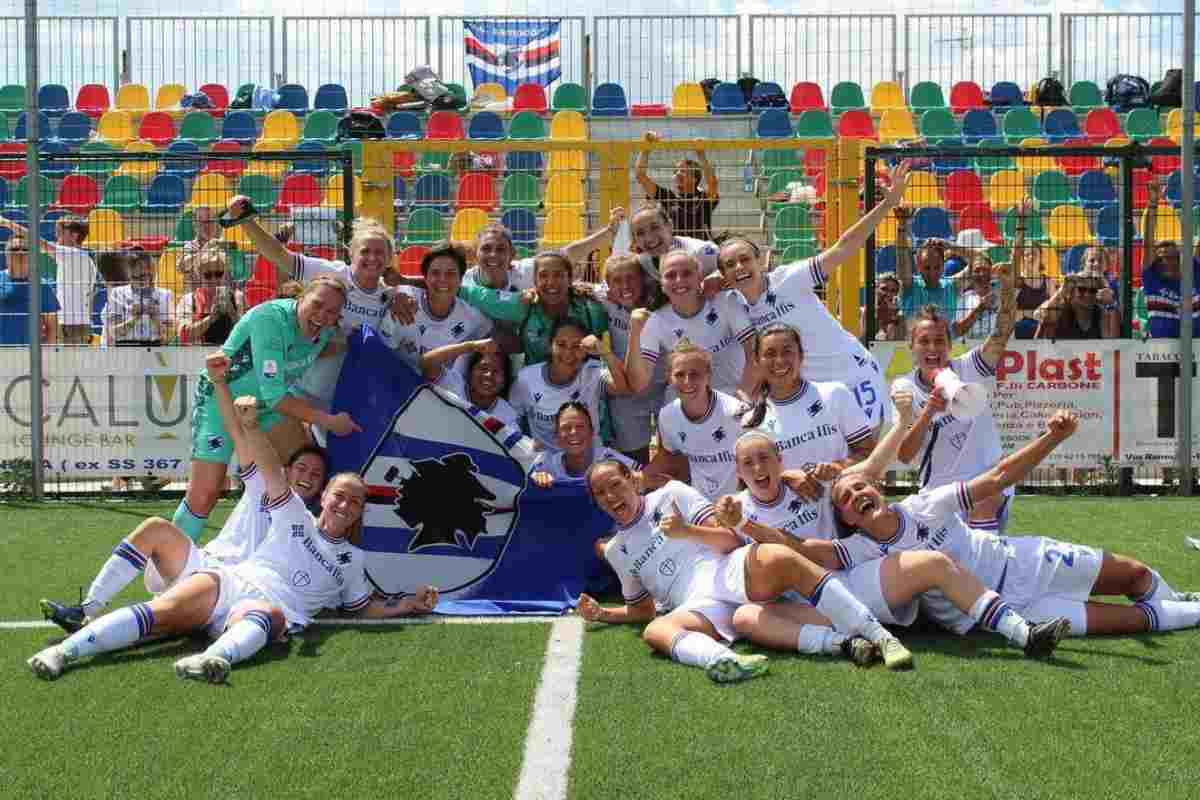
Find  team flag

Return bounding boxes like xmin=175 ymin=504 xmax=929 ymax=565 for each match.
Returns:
xmin=464 ymin=19 xmax=562 ymax=94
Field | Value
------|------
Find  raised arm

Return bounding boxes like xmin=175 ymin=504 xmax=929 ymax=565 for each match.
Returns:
xmin=231 ymin=395 xmax=288 ymax=499
xmin=205 ymin=351 xmax=255 ymax=468
xmin=979 ymin=259 xmax=1018 ymax=368
xmin=624 ymin=307 xmax=655 ymax=394
xmin=224 ymin=196 xmax=293 ymax=284
xmin=697 ymin=146 xmax=719 ymax=202
xmin=820 ymin=160 xmax=911 ymax=278
xmin=419 ymin=337 xmax=497 ymax=382
xmin=582 ymin=334 xmax=633 ymax=396
xmin=894 ymin=205 xmax=915 ymax=290
xmin=966 ymin=410 xmax=1078 ymax=505
xmin=843 ymin=386 xmax=916 ymax=480
xmin=561 ymin=207 xmax=624 ymax=266
xmin=634 ymin=131 xmax=660 ymax=198
xmin=1142 ymin=178 xmax=1161 ymax=262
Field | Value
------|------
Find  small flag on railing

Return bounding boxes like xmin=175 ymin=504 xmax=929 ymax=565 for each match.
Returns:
xmin=464 ymin=20 xmax=561 ymax=94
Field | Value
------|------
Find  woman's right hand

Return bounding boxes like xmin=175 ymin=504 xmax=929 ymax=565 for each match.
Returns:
xmin=226 ymin=195 xmax=252 ymax=217
xmin=576 ymin=593 xmax=604 ymax=622
xmin=532 ymin=471 xmax=553 ymax=488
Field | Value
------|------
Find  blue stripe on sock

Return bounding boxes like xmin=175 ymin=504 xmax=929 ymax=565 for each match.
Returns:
xmin=1136 ymin=601 xmax=1159 ymax=631
xmin=181 ymin=499 xmax=208 ymax=521
xmin=981 ymin=599 xmax=1010 ymax=631
xmin=807 ymin=573 xmax=832 ymax=607
xmin=1136 ymin=573 xmax=1160 ymax=604
xmin=242 ymin=610 xmax=272 ymax=637
xmin=114 ymin=541 xmax=147 ymax=569
xmin=130 ymin=603 xmax=154 ymax=638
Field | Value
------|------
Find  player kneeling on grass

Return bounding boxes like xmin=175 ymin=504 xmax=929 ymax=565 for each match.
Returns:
xmin=831 ymin=410 xmax=1200 ymax=639
xmin=576 ymin=463 xmax=914 ymax=684
xmin=29 ymin=396 xmax=438 ymax=685
xmin=40 ymin=352 xmax=331 ymax=634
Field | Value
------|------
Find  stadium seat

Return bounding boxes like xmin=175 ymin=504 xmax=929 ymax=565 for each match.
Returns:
xmin=803 ymin=148 xmax=826 ymax=177
xmin=1043 ymin=109 xmax=1082 ymax=142
xmin=710 ymin=82 xmax=747 ymax=114
xmin=38 ymin=84 xmax=70 ymax=117
xmin=189 ymin=172 xmax=232 ymax=209
xmin=404 ymin=207 xmax=446 ymax=245
xmin=1068 ymin=80 xmax=1104 ymax=113
xmin=73 ymin=140 xmax=115 ymax=183
xmin=1148 ymin=136 xmax=1181 ymax=176
xmin=1096 ymin=203 xmax=1121 ymax=245
xmin=1166 ymin=109 xmax=1200 ymax=143
xmin=221 ymin=111 xmax=257 ymax=145
xmin=392 ymin=150 xmax=416 ymax=180
xmin=544 ymin=173 xmax=585 ymax=209
xmin=500 ymin=207 xmax=538 ymax=246
xmin=945 ymin=170 xmax=985 ymax=213
xmin=1048 ymin=204 xmax=1093 ymax=248
xmin=74 ymin=84 xmax=109 ymax=120
xmin=1032 ymin=170 xmax=1074 ymax=211
xmin=1141 ymin=203 xmax=1182 ymax=242
xmin=87 ymin=208 xmax=125 ymax=249
xmin=756 ymin=109 xmax=792 ymax=138
xmin=456 ymin=171 xmax=497 ymax=212
xmin=949 ymin=81 xmax=986 ymax=114
xmin=513 ymin=83 xmax=548 ymax=112
xmin=961 ymin=109 xmax=998 ymax=144
xmin=274 ymin=83 xmax=309 ymax=115
xmin=392 ymin=174 xmax=407 ymax=209
xmin=792 ymin=110 xmax=832 ymax=139
xmin=276 ymin=173 xmax=321 ymax=212
xmin=474 ymin=82 xmax=507 ymax=103
xmin=49 ymin=111 xmax=87 ymax=148
xmin=413 ymin=173 xmax=452 ymax=212
xmin=445 ymin=83 xmax=468 ymax=109
xmin=912 ymin=207 xmax=953 ymax=242
xmin=551 ymin=82 xmax=588 ymax=112
xmin=506 ymin=110 xmax=545 ymax=141
xmin=773 ymin=204 xmax=815 ymax=245
xmin=174 ymin=111 xmax=216 ymax=147
xmin=1001 ymin=206 xmax=1048 ymax=242
xmin=763 ymin=170 xmax=804 ymax=210
xmin=903 ymin=171 xmax=941 ymax=207
xmin=869 ymin=81 xmax=905 ymax=113
xmin=14 ymin=111 xmax=50 ymax=141
xmin=671 ymin=82 xmax=709 ymax=116
xmin=957 ymin=202 xmax=1003 ymax=242
xmin=550 ymin=110 xmax=586 ymax=141
xmin=1132 ymin=168 xmax=1153 ymax=209
xmin=761 ymin=148 xmax=801 ymax=182
xmin=878 ymin=109 xmax=917 ymax=144
xmin=0 ymin=114 xmax=10 ymax=142
xmin=143 ymin=173 xmax=186 ymax=214
xmin=53 ymin=174 xmax=100 ymax=215
xmin=1166 ymin=168 xmax=1200 ymax=208
xmin=1055 ymin=138 xmax=1100 ymax=177
xmin=11 ymin=173 xmax=53 ymax=210
xmin=97 ymin=174 xmax=140 ymax=213
xmin=1002 ymin=107 xmax=1041 ymax=142
xmin=989 ymin=81 xmax=1024 ymax=111
xmin=837 ymin=109 xmax=876 ymax=140
xmin=1125 ymin=108 xmax=1163 ymax=141
xmin=873 ymin=244 xmax=898 ymax=275
xmin=0 ymin=84 xmax=23 ymax=117
xmin=909 ymin=81 xmax=946 ymax=112
xmin=505 ymin=150 xmax=544 ymax=176
xmin=313 ymin=83 xmax=349 ymax=114
xmin=416 ymin=150 xmax=450 ymax=174
xmin=500 ymin=173 xmax=539 ymax=210
xmin=261 ymin=110 xmax=301 ymax=146
xmin=1076 ymin=170 xmax=1117 ymax=210
xmin=987 ymin=169 xmax=1025 ymax=211
xmin=0 ymin=142 xmax=24 ymax=180
xmin=244 ymin=139 xmax=290 ymax=181
xmin=116 ymin=83 xmax=150 ymax=114
xmin=198 ymin=83 xmax=229 ymax=117
xmin=386 ymin=111 xmax=423 ymax=140
xmin=203 ymin=139 xmax=245 ymax=180
xmin=236 ymin=172 xmax=278 ymax=211
xmin=322 ymin=173 xmax=363 ymax=214
xmin=1083 ymin=108 xmax=1121 ymax=144
xmin=394 ymin=244 xmax=429 ymax=278
xmin=427 ymin=110 xmax=465 ymax=141
xmin=971 ymin=140 xmax=1013 ymax=177
xmin=138 ymin=111 xmax=176 ymax=147
xmin=115 ymin=140 xmax=160 ymax=183
xmin=1061 ymin=243 xmax=1088 ymax=275
xmin=1014 ymin=138 xmax=1054 ymax=178
xmin=155 ymin=83 xmax=187 ymax=110
xmin=788 ymin=82 xmax=825 ymax=113
xmin=830 ymin=81 xmax=866 ymax=113
xmin=542 ymin=207 xmax=584 ymax=247
xmin=468 ymin=111 xmax=505 ymax=140
xmin=37 ymin=140 xmax=72 ymax=178
xmin=920 ymin=108 xmax=960 ymax=143
xmin=778 ymin=242 xmax=818 ymax=264
xmin=450 ymin=207 xmax=490 ymax=242
xmin=631 ymin=103 xmax=668 ymax=117
xmin=301 ymin=110 xmax=339 ymax=143
xmin=931 ymin=140 xmax=970 ymax=177
xmin=591 ymin=83 xmax=628 ymax=117
xmin=293 ymin=140 xmax=330 ymax=175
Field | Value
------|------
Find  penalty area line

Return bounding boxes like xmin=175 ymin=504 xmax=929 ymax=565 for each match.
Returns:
xmin=0 ymin=615 xmax=568 ymax=630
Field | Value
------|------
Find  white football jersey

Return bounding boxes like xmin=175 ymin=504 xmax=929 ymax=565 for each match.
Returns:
xmin=638 ymin=236 xmax=720 ymax=281
xmin=898 ymin=347 xmax=1005 ymax=492
xmin=377 ymin=287 xmax=493 ymax=387
xmin=603 ymin=481 xmax=721 ymax=610
xmin=837 ymin=481 xmax=1010 ymax=592
xmin=736 ymin=484 xmax=842 ymax=547
xmin=509 ymin=360 xmax=609 ymax=451
xmin=462 ymin=256 xmax=535 ymax=292
xmin=203 ymin=463 xmax=272 ymax=565
xmin=752 ymin=380 xmax=873 ymax=471
xmin=294 ymin=254 xmax=391 ymax=334
xmin=441 ymin=369 xmax=521 ymax=428
xmin=535 ymin=446 xmax=638 ymax=481
xmin=231 ymin=490 xmax=372 ymax=628
xmin=657 ymin=390 xmax=745 ymax=501
xmin=639 ymin=294 xmax=753 ymax=396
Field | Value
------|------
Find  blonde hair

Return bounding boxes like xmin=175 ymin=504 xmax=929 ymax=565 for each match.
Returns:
xmin=277 ymin=280 xmax=305 ymax=299
xmin=302 ymin=274 xmax=349 ymax=301
xmin=603 ymin=253 xmax=641 ymax=276
xmin=667 ymin=336 xmax=713 ymax=373
xmin=349 ymin=217 xmax=393 ymax=260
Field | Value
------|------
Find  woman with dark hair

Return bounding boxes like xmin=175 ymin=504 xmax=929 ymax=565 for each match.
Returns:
xmin=635 ymin=131 xmax=719 ymax=241
xmin=421 ymin=340 xmax=519 ymax=428
xmin=102 ymin=246 xmax=174 ymax=346
xmin=531 ymin=402 xmax=645 ymax=487
xmin=1140 ymin=177 xmax=1200 ymax=338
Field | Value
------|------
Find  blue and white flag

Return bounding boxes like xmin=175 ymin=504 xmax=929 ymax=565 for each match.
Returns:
xmin=464 ymin=19 xmax=561 ymax=94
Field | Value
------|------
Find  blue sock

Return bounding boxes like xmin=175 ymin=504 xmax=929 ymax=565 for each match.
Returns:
xmin=172 ymin=499 xmax=208 ymax=543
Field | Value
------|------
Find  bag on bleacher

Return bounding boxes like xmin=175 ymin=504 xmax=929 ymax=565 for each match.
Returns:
xmin=737 ymin=75 xmax=759 ymax=104
xmin=1150 ymin=69 xmax=1183 ymax=108
xmin=404 ymin=65 xmax=456 ymax=109
xmin=700 ymin=78 xmax=720 ymax=111
xmin=1031 ymin=77 xmax=1066 ymax=107
xmin=253 ymin=87 xmax=275 ymax=111
xmin=230 ymin=83 xmax=256 ymax=110
xmin=336 ymin=111 xmax=386 ymax=141
xmin=1105 ymin=74 xmax=1151 ymax=112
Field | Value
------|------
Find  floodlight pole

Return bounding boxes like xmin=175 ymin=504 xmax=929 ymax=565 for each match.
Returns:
xmin=1180 ymin=0 xmax=1195 ymax=496
xmin=25 ymin=0 xmax=43 ymax=501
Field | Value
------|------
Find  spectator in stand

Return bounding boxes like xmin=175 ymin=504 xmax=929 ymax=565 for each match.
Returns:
xmin=956 ymin=254 xmax=999 ymax=339
xmin=102 ymin=246 xmax=174 ymax=346
xmin=635 ymin=131 xmax=719 ymax=242
xmin=1004 ymin=199 xmax=1058 ymax=339
xmin=1035 ymin=269 xmax=1119 ymax=340
xmin=0 ymin=234 xmax=58 ymax=345
xmin=0 ymin=216 xmax=96 ymax=344
xmin=895 ymin=210 xmax=957 ymax=320
xmin=860 ymin=273 xmax=906 ymax=341
xmin=1141 ymin=178 xmax=1200 ymax=339
xmin=176 ymin=243 xmax=245 ymax=345
xmin=178 ymin=206 xmax=224 ymax=292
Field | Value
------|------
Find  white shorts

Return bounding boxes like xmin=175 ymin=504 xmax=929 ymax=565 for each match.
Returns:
xmin=608 ymin=381 xmax=666 ymax=453
xmin=143 ymin=540 xmax=212 ymax=594
xmin=675 ymin=545 xmax=752 ymax=642
xmin=837 ymin=558 xmax=919 ymax=627
xmin=198 ymin=566 xmax=275 ymax=639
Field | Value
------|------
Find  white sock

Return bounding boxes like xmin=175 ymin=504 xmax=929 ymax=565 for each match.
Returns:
xmin=669 ymin=631 xmax=732 ymax=669
xmin=1135 ymin=570 xmax=1176 ymax=605
xmin=1142 ymin=599 xmax=1200 ymax=631
xmin=60 ymin=603 xmax=154 ymax=661
xmin=83 ymin=541 xmax=148 ymax=615
xmin=807 ymin=573 xmax=890 ymax=644
xmin=797 ymin=624 xmax=846 ymax=655
xmin=969 ymin=590 xmax=1030 ymax=647
xmin=205 ymin=610 xmax=272 ymax=665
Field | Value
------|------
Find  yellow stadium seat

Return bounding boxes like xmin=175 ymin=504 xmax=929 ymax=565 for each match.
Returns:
xmin=1104 ymin=137 xmax=1130 ymax=148
xmin=97 ymin=110 xmax=135 ymax=147
xmin=869 ymin=80 xmax=906 ymax=113
xmin=86 ymin=208 xmax=125 ymax=249
xmin=549 ymin=110 xmax=587 ymax=141
xmin=988 ymin=170 xmax=1025 ymax=212
xmin=115 ymin=83 xmax=150 ymax=114
xmin=475 ymin=83 xmax=507 ymax=103
xmin=322 ymin=173 xmax=364 ymax=212
xmin=1015 ymin=138 xmax=1054 ymax=178
xmin=223 ymin=222 xmax=256 ymax=251
xmin=450 ymin=208 xmax=491 ymax=242
xmin=548 ymin=149 xmax=587 ymax=176
xmin=156 ymin=249 xmax=184 ymax=296
xmin=1047 ymin=205 xmax=1093 ymax=248
xmin=1141 ymin=204 xmax=1182 ymax=242
xmin=261 ymin=110 xmax=300 ymax=147
xmin=1166 ymin=109 xmax=1200 ymax=143
xmin=115 ymin=139 xmax=159 ymax=183
xmin=155 ymin=83 xmax=187 ymax=110
xmin=878 ymin=109 xmax=917 ymax=144
xmin=189 ymin=172 xmax=232 ymax=209
xmin=875 ymin=213 xmax=897 ymax=246
xmin=671 ymin=82 xmax=708 ymax=116
xmin=544 ymin=174 xmax=585 ymax=209
xmin=542 ymin=207 xmax=585 ymax=247
xmin=903 ymin=170 xmax=941 ymax=207
xmin=243 ymin=140 xmax=288 ymax=180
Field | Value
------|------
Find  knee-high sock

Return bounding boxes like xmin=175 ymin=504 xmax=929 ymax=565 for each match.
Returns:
xmin=797 ymin=624 xmax=847 ymax=655
xmin=970 ymin=591 xmax=1031 ymax=647
xmin=172 ymin=499 xmax=207 ymax=543
xmin=1139 ymin=599 xmax=1200 ymax=631
xmin=204 ymin=610 xmax=272 ymax=665
xmin=60 ymin=603 xmax=154 ymax=662
xmin=83 ymin=541 xmax=148 ymax=616
xmin=669 ymin=631 xmax=732 ymax=669
xmin=806 ymin=572 xmax=893 ymax=644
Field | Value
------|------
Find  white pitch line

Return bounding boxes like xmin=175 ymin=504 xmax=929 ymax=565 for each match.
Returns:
xmin=513 ymin=617 xmax=585 ymax=800
xmin=0 ymin=615 xmax=565 ymax=630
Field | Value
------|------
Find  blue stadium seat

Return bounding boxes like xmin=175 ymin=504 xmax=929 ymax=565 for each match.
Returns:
xmin=505 ymin=150 xmax=544 ymax=176
xmin=37 ymin=140 xmax=72 ymax=178
xmin=592 ymin=82 xmax=628 ymax=117
xmin=0 ymin=177 xmax=8 ymax=210
xmin=386 ymin=111 xmax=423 ymax=140
xmin=1062 ymin=243 xmax=1088 ymax=275
xmin=1043 ymin=108 xmax=1082 ymax=142
xmin=1077 ymin=170 xmax=1117 ymax=210
xmin=412 ymin=173 xmax=452 ymax=213
xmin=293 ymin=140 xmax=330 ymax=175
xmin=912 ymin=207 xmax=953 ymax=242
xmin=38 ymin=84 xmax=70 ymax=117
xmin=14 ymin=110 xmax=51 ymax=141
xmin=961 ymin=109 xmax=998 ymax=143
xmin=56 ymin=111 xmax=92 ymax=147
xmin=755 ymin=108 xmax=792 ymax=138
xmin=501 ymin=207 xmax=538 ymax=246
xmin=931 ymin=138 xmax=970 ymax=175
xmin=1167 ymin=168 xmax=1200 ymax=207
xmin=40 ymin=208 xmax=63 ymax=242
xmin=875 ymin=245 xmax=897 ymax=275
xmin=313 ymin=83 xmax=349 ymax=114
xmin=274 ymin=83 xmax=309 ymax=115
xmin=144 ymin=173 xmax=186 ymax=214
xmin=710 ymin=82 xmax=747 ymax=114
xmin=468 ymin=111 xmax=505 ymax=141
xmin=221 ymin=111 xmax=257 ymax=145
xmin=1096 ymin=203 xmax=1120 ymax=246
xmin=394 ymin=175 xmax=407 ymax=209
xmin=163 ymin=140 xmax=200 ymax=179
xmin=989 ymin=82 xmax=1024 ymax=111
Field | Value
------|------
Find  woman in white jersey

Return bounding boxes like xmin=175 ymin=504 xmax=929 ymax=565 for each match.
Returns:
xmin=720 ymin=159 xmax=913 ymax=426
xmin=531 ymin=401 xmax=665 ymax=489
xmin=29 ymin=395 xmax=439 ymax=685
xmin=510 ymin=317 xmax=633 ymax=451
xmin=576 ymin=461 xmax=914 ymax=682
xmin=831 ymin=410 xmax=1200 ymax=640
xmin=422 ymin=342 xmax=519 ymax=428
xmin=40 ymin=352 xmax=331 ymax=635
xmin=626 ymin=250 xmax=757 ymax=400
xmin=894 ymin=259 xmax=1017 ymax=533
xmin=742 ymin=324 xmax=876 ymax=475
xmin=628 ymin=201 xmax=722 ymax=289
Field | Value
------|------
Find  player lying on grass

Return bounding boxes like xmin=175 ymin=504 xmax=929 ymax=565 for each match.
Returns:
xmin=713 ymin=385 xmax=1067 ymax=661
xmin=28 ymin=395 xmax=438 ymax=685
xmin=576 ymin=461 xmax=915 ymax=684
xmin=831 ymin=410 xmax=1200 ymax=638
xmin=40 ymin=351 xmax=331 ymax=635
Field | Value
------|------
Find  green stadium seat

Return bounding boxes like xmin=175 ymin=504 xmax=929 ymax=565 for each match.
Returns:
xmin=13 ymin=174 xmax=54 ymax=209
xmin=98 ymin=175 xmax=140 ymax=213
xmin=920 ymin=108 xmax=960 ymax=142
xmin=778 ymin=242 xmax=818 ymax=263
xmin=793 ymin=110 xmax=833 ymax=138
xmin=1032 ymin=169 xmax=1075 ymax=211
xmin=404 ymin=207 xmax=446 ymax=245
xmin=0 ymin=85 xmax=23 ymax=115
xmin=0 ymin=114 xmax=10 ymax=142
xmin=236 ymin=173 xmax=278 ymax=212
xmin=500 ymin=173 xmax=540 ymax=210
xmin=1001 ymin=206 xmax=1048 ymax=242
xmin=974 ymin=140 xmax=1016 ymax=177
xmin=764 ymin=169 xmax=804 ymax=211
xmin=1068 ymin=80 xmax=1104 ymax=113
xmin=761 ymin=148 xmax=802 ymax=181
xmin=773 ymin=203 xmax=815 ymax=245
xmin=302 ymin=110 xmax=339 ymax=143
xmin=445 ymin=83 xmax=468 ymax=108
xmin=551 ymin=82 xmax=588 ymax=112
xmin=910 ymin=81 xmax=946 ymax=111
xmin=1124 ymin=108 xmax=1163 ymax=141
xmin=1002 ymin=107 xmax=1042 ymax=143
xmin=509 ymin=111 xmax=547 ymax=140
xmin=77 ymin=141 xmax=117 ymax=183
xmin=829 ymin=81 xmax=865 ymax=113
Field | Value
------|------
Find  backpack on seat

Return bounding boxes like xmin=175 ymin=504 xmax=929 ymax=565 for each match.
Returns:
xmin=1105 ymin=74 xmax=1151 ymax=112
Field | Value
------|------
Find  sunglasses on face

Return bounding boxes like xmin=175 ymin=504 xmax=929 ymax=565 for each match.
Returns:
xmin=203 ymin=271 xmax=225 ymax=279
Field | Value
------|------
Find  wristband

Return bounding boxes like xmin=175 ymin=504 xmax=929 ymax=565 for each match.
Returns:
xmin=1102 ymin=303 xmax=1118 ymax=313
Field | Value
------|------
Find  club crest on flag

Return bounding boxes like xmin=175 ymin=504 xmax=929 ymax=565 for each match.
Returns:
xmin=464 ymin=19 xmax=562 ymax=94
xmin=359 ymin=385 xmax=529 ymax=598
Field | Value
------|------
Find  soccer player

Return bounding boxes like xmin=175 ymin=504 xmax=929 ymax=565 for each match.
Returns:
xmin=530 ymin=402 xmax=656 ymax=488
xmin=719 ymin=160 xmax=913 ymax=426
xmin=423 ymin=342 xmax=520 ymax=428
xmin=172 ymin=275 xmax=360 ymax=543
xmin=576 ymin=462 xmax=914 ymax=683
xmin=627 ymin=201 xmax=721 ymax=285
xmin=831 ymin=410 xmax=1200 ymax=638
xmin=29 ymin=395 xmax=438 ymax=684
xmin=40 ymin=351 xmax=330 ymax=635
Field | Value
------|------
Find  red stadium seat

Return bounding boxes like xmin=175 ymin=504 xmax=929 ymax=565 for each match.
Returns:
xmin=631 ymin=104 xmax=668 ymax=117
xmin=198 ymin=83 xmax=229 ymax=117
xmin=245 ymin=255 xmax=279 ymax=308
xmin=945 ymin=170 xmax=984 ymax=213
xmin=275 ymin=174 xmax=322 ymax=212
xmin=1149 ymin=136 xmax=1180 ymax=176
xmin=789 ymin=82 xmax=826 ymax=112
xmin=204 ymin=139 xmax=246 ymax=179
xmin=138 ymin=111 xmax=176 ymax=147
xmin=956 ymin=202 xmax=1003 ymax=243
xmin=0 ymin=142 xmax=26 ymax=179
xmin=393 ymin=150 xmax=416 ymax=179
xmin=512 ymin=83 xmax=548 ymax=112
xmin=456 ymin=171 xmax=497 ymax=212
xmin=75 ymin=84 xmax=111 ymax=120
xmin=1056 ymin=138 xmax=1100 ymax=177
xmin=803 ymin=148 xmax=826 ymax=177
xmin=1084 ymin=108 xmax=1121 ymax=144
xmin=949 ymin=81 xmax=986 ymax=115
xmin=1132 ymin=168 xmax=1153 ymax=210
xmin=396 ymin=245 xmax=430 ymax=278
xmin=426 ymin=111 xmax=465 ymax=140
xmin=53 ymin=174 xmax=101 ymax=215
xmin=837 ymin=110 xmax=877 ymax=140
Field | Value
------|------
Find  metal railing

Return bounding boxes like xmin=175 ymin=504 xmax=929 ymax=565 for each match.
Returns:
xmin=0 ymin=16 xmax=118 ymax=95
xmin=747 ymin=14 xmax=897 ymax=97
xmin=125 ymin=17 xmax=275 ymax=96
xmin=1062 ymin=13 xmax=1200 ymax=89
xmin=903 ymin=14 xmax=1053 ymax=93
